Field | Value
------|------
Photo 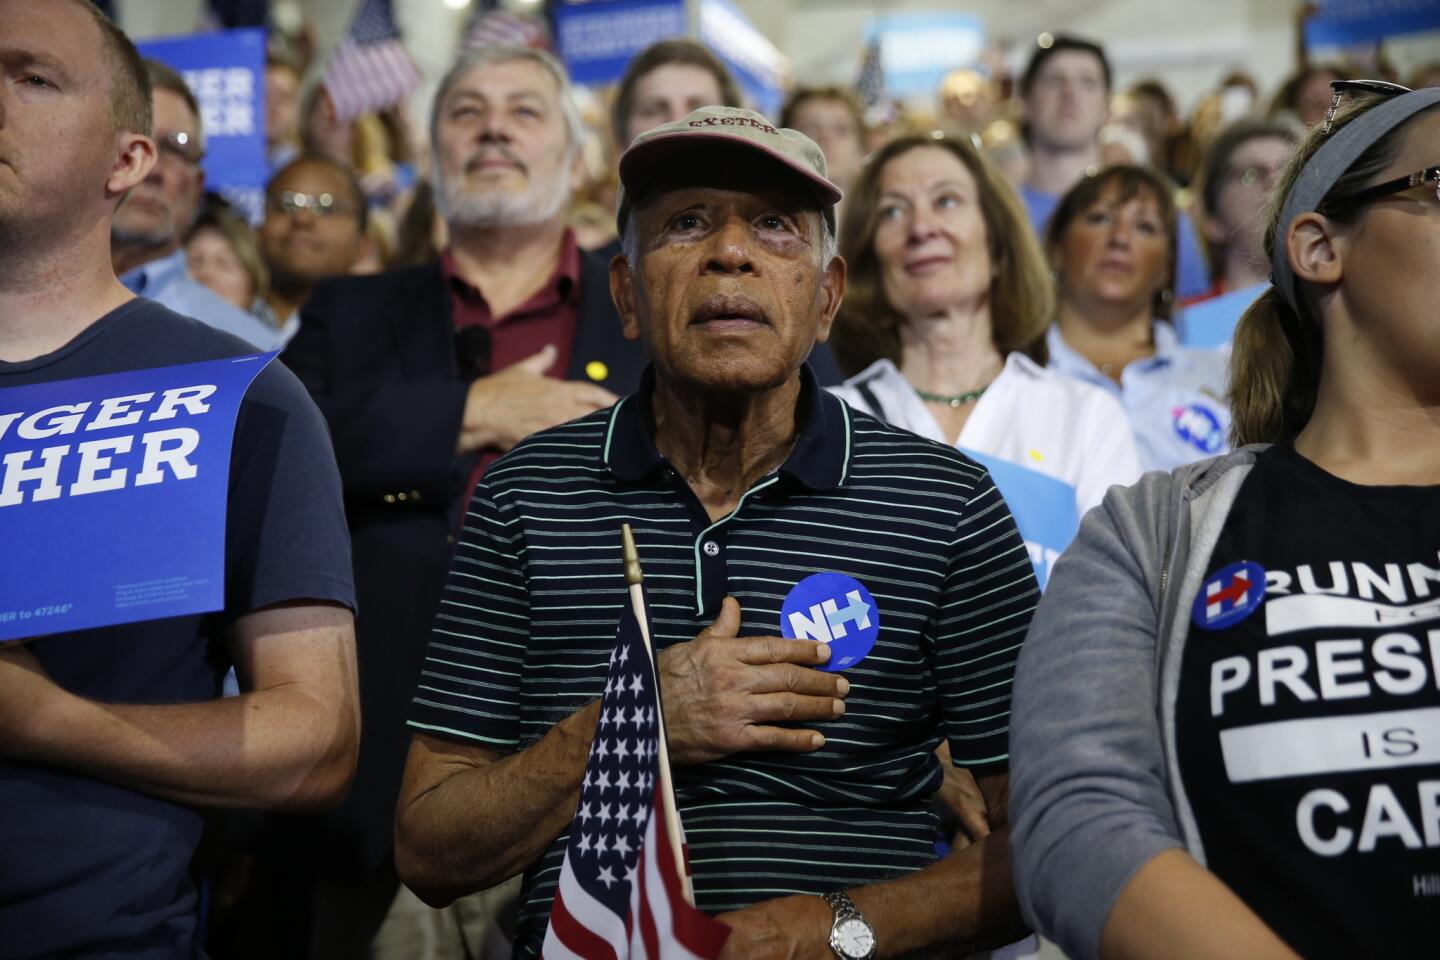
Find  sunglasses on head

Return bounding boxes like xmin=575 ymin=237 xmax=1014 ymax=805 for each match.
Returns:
xmin=1321 ymin=79 xmax=1439 ymax=210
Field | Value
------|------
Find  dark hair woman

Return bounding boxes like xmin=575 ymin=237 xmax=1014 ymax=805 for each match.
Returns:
xmin=1045 ymin=164 xmax=1233 ymax=471
xmin=1011 ymin=81 xmax=1440 ymax=960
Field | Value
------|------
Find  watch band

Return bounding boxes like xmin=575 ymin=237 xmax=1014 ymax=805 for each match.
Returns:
xmin=823 ymin=891 xmax=876 ymax=960
xmin=823 ymin=890 xmax=862 ymax=922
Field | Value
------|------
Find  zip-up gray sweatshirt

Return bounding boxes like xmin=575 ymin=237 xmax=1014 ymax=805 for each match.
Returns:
xmin=1008 ymin=446 xmax=1269 ymax=959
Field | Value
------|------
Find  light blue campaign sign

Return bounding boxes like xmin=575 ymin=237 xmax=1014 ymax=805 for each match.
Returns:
xmin=961 ymin=449 xmax=1079 ymax=590
xmin=1178 ymin=281 xmax=1265 ymax=348
xmin=0 ymin=354 xmax=276 ymax=642
xmin=1305 ymin=0 xmax=1440 ymax=46
xmin=555 ymin=0 xmax=686 ymax=87
xmin=138 ymin=29 xmax=267 ymax=221
xmin=780 ymin=573 xmax=880 ymax=672
xmin=866 ymin=13 xmax=985 ymax=98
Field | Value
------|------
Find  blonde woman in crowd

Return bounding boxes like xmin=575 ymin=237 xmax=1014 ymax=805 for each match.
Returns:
xmin=830 ymin=133 xmax=1141 ymax=592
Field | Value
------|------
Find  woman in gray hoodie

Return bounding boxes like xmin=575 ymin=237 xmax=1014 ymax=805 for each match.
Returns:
xmin=1010 ymin=80 xmax=1440 ymax=960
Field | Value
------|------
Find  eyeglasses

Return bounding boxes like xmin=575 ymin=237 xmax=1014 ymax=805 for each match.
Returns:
xmin=1320 ymin=78 xmax=1411 ymax=134
xmin=266 ymin=190 xmax=360 ymax=219
xmin=156 ymin=131 xmax=204 ymax=167
xmin=455 ymin=325 xmax=493 ymax=380
xmin=1339 ymin=164 xmax=1440 ymax=208
xmin=1225 ymin=162 xmax=1285 ymax=187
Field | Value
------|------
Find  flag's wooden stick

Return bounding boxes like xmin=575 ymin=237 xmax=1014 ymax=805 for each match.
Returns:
xmin=621 ymin=523 xmax=695 ymax=905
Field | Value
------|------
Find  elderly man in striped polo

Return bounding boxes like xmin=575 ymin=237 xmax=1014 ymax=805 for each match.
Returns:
xmin=394 ymin=106 xmax=1040 ymax=959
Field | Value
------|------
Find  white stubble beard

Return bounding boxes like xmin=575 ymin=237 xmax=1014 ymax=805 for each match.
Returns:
xmin=434 ymin=149 xmax=573 ymax=230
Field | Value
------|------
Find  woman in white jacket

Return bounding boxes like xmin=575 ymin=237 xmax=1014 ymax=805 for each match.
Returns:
xmin=829 ymin=132 xmax=1142 ymax=590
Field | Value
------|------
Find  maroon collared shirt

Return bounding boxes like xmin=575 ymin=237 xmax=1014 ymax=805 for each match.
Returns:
xmin=444 ymin=230 xmax=582 ymax=502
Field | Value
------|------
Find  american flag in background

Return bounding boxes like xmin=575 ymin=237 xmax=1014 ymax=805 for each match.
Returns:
xmin=857 ymin=34 xmax=896 ymax=129
xmin=461 ymin=0 xmax=551 ymax=52
xmin=540 ymin=587 xmax=730 ymax=960
xmin=323 ymin=0 xmax=422 ymax=123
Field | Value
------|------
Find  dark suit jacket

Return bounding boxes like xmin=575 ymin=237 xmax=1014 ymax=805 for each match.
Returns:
xmin=281 ymin=249 xmax=646 ymax=875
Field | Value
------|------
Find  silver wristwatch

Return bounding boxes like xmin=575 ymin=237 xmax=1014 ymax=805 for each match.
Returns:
xmin=823 ymin=891 xmax=877 ymax=960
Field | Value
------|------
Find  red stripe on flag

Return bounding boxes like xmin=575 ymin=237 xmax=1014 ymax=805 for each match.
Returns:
xmin=637 ymin=832 xmax=663 ymax=959
xmin=550 ymin=885 xmax=622 ymax=960
xmin=651 ymin=787 xmax=732 ymax=956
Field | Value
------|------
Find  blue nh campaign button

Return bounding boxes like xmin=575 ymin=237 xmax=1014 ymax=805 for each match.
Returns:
xmin=780 ymin=572 xmax=880 ymax=671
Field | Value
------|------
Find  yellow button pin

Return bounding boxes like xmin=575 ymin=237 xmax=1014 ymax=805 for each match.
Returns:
xmin=585 ymin=360 xmax=609 ymax=382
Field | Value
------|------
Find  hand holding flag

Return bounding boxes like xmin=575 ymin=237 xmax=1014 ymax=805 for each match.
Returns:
xmin=541 ymin=526 xmax=731 ymax=960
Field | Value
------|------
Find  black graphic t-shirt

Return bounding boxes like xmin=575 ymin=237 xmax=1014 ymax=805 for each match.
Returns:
xmin=1176 ymin=441 xmax=1440 ymax=957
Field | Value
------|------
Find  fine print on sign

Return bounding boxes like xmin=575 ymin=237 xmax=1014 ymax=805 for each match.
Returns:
xmin=0 ymin=353 xmax=276 ymax=643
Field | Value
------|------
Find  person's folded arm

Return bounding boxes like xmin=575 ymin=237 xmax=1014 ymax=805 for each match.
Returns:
xmin=714 ymin=768 xmax=1025 ymax=960
xmin=394 ymin=702 xmax=599 ymax=907
xmin=395 ymin=595 xmax=845 ymax=908
xmin=0 ymin=601 xmax=359 ymax=810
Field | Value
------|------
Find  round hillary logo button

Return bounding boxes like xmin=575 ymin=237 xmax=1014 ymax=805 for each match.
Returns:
xmin=1192 ymin=560 xmax=1266 ymax=631
xmin=1172 ymin=403 xmax=1224 ymax=455
xmin=780 ymin=573 xmax=880 ymax=672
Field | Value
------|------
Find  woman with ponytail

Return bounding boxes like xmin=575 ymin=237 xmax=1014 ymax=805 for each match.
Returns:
xmin=1009 ymin=80 xmax=1440 ymax=960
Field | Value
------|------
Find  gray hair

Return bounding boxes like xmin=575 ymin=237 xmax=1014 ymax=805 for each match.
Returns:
xmin=429 ymin=45 xmax=587 ymax=152
xmin=620 ymin=207 xmax=839 ymax=267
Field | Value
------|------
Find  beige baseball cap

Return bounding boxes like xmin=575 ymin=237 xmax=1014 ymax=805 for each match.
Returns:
xmin=615 ymin=105 xmax=843 ymax=241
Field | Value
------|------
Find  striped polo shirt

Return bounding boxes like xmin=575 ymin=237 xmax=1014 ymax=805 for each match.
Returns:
xmin=409 ymin=366 xmax=1039 ymax=955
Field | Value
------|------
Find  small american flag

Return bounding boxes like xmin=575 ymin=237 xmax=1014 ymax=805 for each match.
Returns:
xmin=857 ymin=35 xmax=896 ymax=128
xmin=461 ymin=0 xmax=551 ymax=52
xmin=541 ymin=531 xmax=730 ymax=960
xmin=322 ymin=0 xmax=422 ymax=123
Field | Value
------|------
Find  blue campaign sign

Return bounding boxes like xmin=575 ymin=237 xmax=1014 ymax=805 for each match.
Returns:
xmin=555 ymin=0 xmax=687 ymax=88
xmin=961 ymin=449 xmax=1079 ymax=591
xmin=698 ymin=0 xmax=787 ymax=118
xmin=1305 ymin=0 xmax=1440 ymax=46
xmin=138 ymin=29 xmax=268 ymax=221
xmin=1178 ymin=282 xmax=1265 ymax=348
xmin=866 ymin=13 xmax=985 ymax=98
xmin=780 ymin=573 xmax=880 ymax=672
xmin=0 ymin=354 xmax=276 ymax=642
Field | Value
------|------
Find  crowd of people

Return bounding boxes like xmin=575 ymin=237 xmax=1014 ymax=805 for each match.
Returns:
xmin=2 ymin=0 xmax=1439 ymax=958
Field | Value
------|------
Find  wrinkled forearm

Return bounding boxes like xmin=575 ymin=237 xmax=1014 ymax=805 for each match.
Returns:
xmin=396 ymin=700 xmax=601 ymax=907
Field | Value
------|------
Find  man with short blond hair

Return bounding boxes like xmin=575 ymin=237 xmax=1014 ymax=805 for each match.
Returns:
xmin=0 ymin=1 xmax=359 ymax=956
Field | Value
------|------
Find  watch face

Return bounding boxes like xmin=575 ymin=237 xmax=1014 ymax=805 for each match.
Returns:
xmin=835 ymin=917 xmax=875 ymax=957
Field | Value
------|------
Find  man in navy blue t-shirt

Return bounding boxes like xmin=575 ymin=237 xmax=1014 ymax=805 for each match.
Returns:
xmin=0 ymin=3 xmax=358 ymax=956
